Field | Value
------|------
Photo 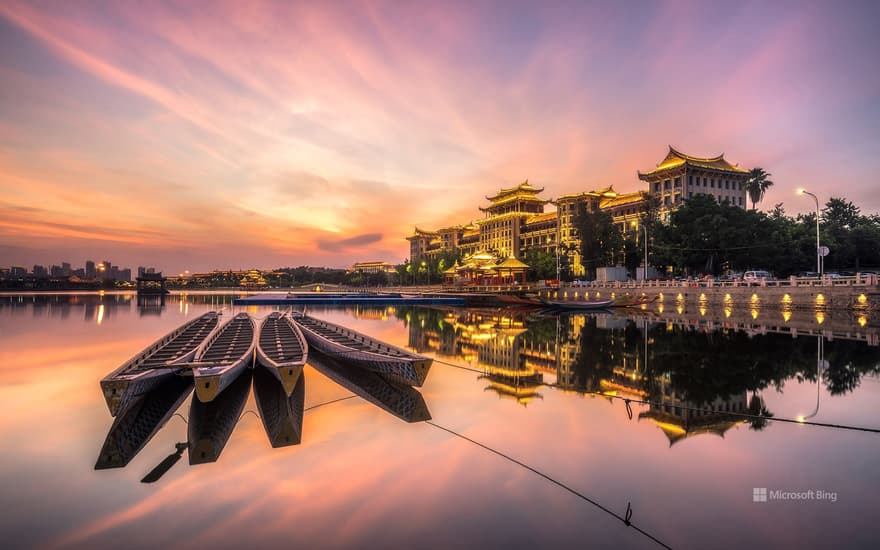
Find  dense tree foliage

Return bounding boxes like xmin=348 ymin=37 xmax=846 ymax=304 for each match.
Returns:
xmin=650 ymin=194 xmax=880 ymax=276
xmin=574 ymin=203 xmax=623 ymax=278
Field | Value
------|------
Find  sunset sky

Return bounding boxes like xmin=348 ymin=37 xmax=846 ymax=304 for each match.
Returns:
xmin=1 ymin=0 xmax=878 ymax=273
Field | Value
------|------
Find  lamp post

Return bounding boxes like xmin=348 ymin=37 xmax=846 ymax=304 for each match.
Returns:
xmin=797 ymin=188 xmax=821 ymax=276
xmin=631 ymin=221 xmax=648 ymax=281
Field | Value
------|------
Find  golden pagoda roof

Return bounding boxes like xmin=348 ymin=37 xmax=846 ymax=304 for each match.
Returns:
xmin=496 ymin=257 xmax=530 ymax=270
xmin=599 ymin=191 xmax=646 ymax=208
xmin=639 ymin=146 xmax=749 ymax=177
xmin=556 ymin=186 xmax=617 ymax=202
xmin=407 ymin=226 xmax=439 ymax=239
xmin=485 ymin=180 xmax=545 ymax=201
xmin=524 ymin=211 xmax=557 ymax=225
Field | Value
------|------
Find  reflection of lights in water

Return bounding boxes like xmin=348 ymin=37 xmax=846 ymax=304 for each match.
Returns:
xmin=782 ymin=310 xmax=792 ymax=322
xmin=782 ymin=293 xmax=792 ymax=306
xmin=858 ymin=315 xmax=867 ymax=327
xmin=751 ymin=308 xmax=759 ymax=320
xmin=857 ymin=294 xmax=867 ymax=305
xmin=184 ymin=303 xmax=189 ymax=315
xmin=816 ymin=311 xmax=825 ymax=324
xmin=723 ymin=293 xmax=732 ymax=305
xmin=724 ymin=307 xmax=732 ymax=318
xmin=750 ymin=293 xmax=760 ymax=305
xmin=676 ymin=305 xmax=683 ymax=315
xmin=657 ymin=304 xmax=664 ymax=313
xmin=698 ymin=293 xmax=707 ymax=303
xmin=815 ymin=294 xmax=826 ymax=307
xmin=676 ymin=293 xmax=684 ymax=302
xmin=699 ymin=306 xmax=706 ymax=316
xmin=96 ymin=304 xmax=104 ymax=325
xmin=658 ymin=293 xmax=664 ymax=302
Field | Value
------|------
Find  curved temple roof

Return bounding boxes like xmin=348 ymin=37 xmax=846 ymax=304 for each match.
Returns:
xmin=639 ymin=146 xmax=749 ymax=177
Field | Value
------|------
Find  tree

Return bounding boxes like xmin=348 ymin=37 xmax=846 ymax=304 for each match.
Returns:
xmin=574 ymin=203 xmax=622 ymax=278
xmin=746 ymin=167 xmax=774 ymax=210
xmin=523 ymin=248 xmax=557 ymax=280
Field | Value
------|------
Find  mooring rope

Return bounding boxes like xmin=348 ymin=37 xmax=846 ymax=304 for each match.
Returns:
xmin=425 ymin=420 xmax=673 ymax=549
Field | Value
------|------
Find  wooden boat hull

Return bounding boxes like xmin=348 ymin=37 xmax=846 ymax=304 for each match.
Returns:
xmin=256 ymin=312 xmax=308 ymax=396
xmin=309 ymin=351 xmax=431 ymax=423
xmin=100 ymin=312 xmax=219 ymax=416
xmin=191 ymin=313 xmax=257 ymax=403
xmin=253 ymin=363 xmax=305 ymax=448
xmin=293 ymin=314 xmax=432 ymax=387
xmin=95 ymin=377 xmax=193 ymax=469
xmin=188 ymin=369 xmax=252 ymax=465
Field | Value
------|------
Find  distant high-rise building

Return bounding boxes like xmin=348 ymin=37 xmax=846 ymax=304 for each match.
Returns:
xmin=61 ymin=262 xmax=71 ymax=276
xmin=50 ymin=265 xmax=63 ymax=277
xmin=119 ymin=268 xmax=131 ymax=282
xmin=85 ymin=261 xmax=96 ymax=279
xmin=10 ymin=266 xmax=26 ymax=277
xmin=33 ymin=265 xmax=48 ymax=278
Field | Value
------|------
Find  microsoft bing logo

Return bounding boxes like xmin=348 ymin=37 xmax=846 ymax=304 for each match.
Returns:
xmin=753 ymin=488 xmax=768 ymax=502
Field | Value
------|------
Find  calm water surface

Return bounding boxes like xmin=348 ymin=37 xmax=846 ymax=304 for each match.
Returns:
xmin=1 ymin=292 xmax=879 ymax=549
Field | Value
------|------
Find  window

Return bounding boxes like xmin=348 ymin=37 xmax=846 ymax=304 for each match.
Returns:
xmin=710 ymin=179 xmax=715 ymax=188
xmin=725 ymin=181 xmax=730 ymax=189
xmin=654 ymin=182 xmax=661 ymax=192
xmin=688 ymin=191 xmax=693 ymax=198
xmin=674 ymin=177 xmax=681 ymax=187
xmin=738 ymin=182 xmax=742 ymax=191
xmin=664 ymin=180 xmax=671 ymax=190
xmin=688 ymin=175 xmax=693 ymax=186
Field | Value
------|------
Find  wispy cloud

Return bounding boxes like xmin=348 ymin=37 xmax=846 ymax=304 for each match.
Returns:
xmin=0 ymin=0 xmax=878 ymax=271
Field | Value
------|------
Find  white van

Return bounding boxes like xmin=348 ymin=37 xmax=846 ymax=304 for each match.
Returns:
xmin=743 ymin=270 xmax=773 ymax=283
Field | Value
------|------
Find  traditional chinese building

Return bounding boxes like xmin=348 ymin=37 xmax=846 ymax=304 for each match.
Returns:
xmin=638 ymin=146 xmax=749 ymax=220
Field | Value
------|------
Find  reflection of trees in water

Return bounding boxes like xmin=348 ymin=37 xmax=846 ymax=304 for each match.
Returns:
xmin=647 ymin=326 xmax=880 ymax=401
xmin=402 ymin=307 xmax=880 ymax=403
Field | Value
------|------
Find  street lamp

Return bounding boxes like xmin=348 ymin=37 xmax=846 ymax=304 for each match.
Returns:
xmin=797 ymin=188 xmax=821 ymax=276
xmin=631 ymin=221 xmax=648 ymax=281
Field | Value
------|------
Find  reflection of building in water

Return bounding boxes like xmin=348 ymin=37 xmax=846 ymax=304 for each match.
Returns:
xmin=407 ymin=308 xmax=542 ymax=405
xmin=638 ymin=376 xmax=748 ymax=446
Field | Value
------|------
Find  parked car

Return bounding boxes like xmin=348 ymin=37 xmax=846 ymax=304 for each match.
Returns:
xmin=743 ymin=270 xmax=774 ymax=283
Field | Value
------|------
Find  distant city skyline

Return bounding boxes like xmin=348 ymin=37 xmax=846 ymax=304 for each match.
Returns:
xmin=1 ymin=1 xmax=879 ymax=273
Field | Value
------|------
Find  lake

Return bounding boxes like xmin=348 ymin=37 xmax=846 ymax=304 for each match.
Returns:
xmin=1 ymin=292 xmax=878 ymax=549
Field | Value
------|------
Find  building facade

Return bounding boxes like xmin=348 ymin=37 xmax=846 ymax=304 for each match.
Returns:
xmin=638 ymin=146 xmax=749 ymax=220
xmin=408 ymin=147 xmax=750 ymax=275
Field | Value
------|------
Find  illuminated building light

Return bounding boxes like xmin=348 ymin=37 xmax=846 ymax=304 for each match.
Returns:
xmin=782 ymin=310 xmax=792 ymax=322
xmin=816 ymin=311 xmax=825 ymax=324
xmin=858 ymin=315 xmax=867 ymax=327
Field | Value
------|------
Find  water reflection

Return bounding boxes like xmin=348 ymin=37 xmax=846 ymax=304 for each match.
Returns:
xmin=188 ymin=369 xmax=252 ymax=465
xmin=401 ymin=306 xmax=880 ymax=441
xmin=95 ymin=377 xmax=193 ymax=469
xmin=253 ymin=363 xmax=305 ymax=448
xmin=309 ymin=352 xmax=431 ymax=423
